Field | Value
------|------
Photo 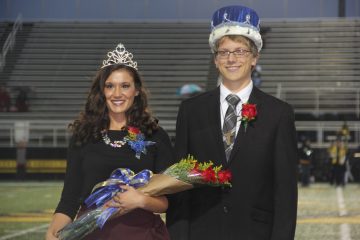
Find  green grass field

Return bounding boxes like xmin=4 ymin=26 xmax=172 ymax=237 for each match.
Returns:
xmin=0 ymin=182 xmax=62 ymax=240
xmin=0 ymin=182 xmax=359 ymax=239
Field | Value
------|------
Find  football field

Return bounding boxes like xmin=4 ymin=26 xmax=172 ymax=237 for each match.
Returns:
xmin=0 ymin=182 xmax=359 ymax=240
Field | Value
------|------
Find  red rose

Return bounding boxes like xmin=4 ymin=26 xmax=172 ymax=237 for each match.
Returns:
xmin=217 ymin=170 xmax=232 ymax=183
xmin=201 ymin=167 xmax=216 ymax=183
xmin=128 ymin=126 xmax=141 ymax=134
xmin=241 ymin=103 xmax=257 ymax=121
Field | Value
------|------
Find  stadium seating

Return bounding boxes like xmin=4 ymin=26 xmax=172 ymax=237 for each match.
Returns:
xmin=259 ymin=19 xmax=360 ymax=120
xmin=0 ymin=19 xmax=359 ymax=148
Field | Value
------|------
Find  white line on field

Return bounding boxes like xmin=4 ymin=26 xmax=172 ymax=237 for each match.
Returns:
xmin=337 ymin=187 xmax=347 ymax=217
xmin=0 ymin=223 xmax=49 ymax=240
xmin=336 ymin=186 xmax=352 ymax=240
xmin=340 ymin=224 xmax=352 ymax=240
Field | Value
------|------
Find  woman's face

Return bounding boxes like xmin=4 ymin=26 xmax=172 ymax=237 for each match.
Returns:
xmin=104 ymin=69 xmax=139 ymax=120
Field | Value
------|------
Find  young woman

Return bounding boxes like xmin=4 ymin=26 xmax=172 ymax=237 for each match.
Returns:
xmin=46 ymin=43 xmax=173 ymax=240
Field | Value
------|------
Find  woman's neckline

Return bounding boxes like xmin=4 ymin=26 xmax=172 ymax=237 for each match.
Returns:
xmin=107 ymin=129 xmax=126 ymax=132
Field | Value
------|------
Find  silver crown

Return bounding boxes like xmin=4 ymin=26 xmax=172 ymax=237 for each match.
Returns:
xmin=102 ymin=43 xmax=138 ymax=70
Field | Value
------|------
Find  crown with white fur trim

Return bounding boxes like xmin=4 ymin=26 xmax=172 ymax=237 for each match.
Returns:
xmin=209 ymin=5 xmax=263 ymax=52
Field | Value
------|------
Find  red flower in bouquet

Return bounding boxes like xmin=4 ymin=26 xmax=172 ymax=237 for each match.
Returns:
xmin=201 ymin=167 xmax=216 ymax=183
xmin=218 ymin=170 xmax=232 ymax=184
xmin=241 ymin=103 xmax=257 ymax=131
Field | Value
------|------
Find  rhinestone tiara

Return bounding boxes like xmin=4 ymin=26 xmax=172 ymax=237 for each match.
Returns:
xmin=102 ymin=43 xmax=138 ymax=70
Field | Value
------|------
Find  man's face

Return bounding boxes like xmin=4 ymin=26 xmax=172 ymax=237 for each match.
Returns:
xmin=214 ymin=37 xmax=258 ymax=87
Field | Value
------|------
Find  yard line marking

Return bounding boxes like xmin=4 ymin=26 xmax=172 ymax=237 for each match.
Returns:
xmin=0 ymin=223 xmax=48 ymax=240
xmin=337 ymin=187 xmax=347 ymax=216
xmin=297 ymin=216 xmax=360 ymax=224
xmin=0 ymin=216 xmax=51 ymax=222
xmin=340 ymin=224 xmax=352 ymax=240
xmin=0 ymin=212 xmax=52 ymax=222
xmin=336 ymin=186 xmax=352 ymax=240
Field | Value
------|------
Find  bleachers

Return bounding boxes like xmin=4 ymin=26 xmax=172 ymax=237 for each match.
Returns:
xmin=258 ymin=19 xmax=360 ymax=119
xmin=0 ymin=22 xmax=213 ymax=140
xmin=2 ymin=22 xmax=211 ymax=123
xmin=0 ymin=19 xmax=359 ymax=147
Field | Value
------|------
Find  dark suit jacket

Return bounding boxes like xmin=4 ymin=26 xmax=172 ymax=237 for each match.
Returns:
xmin=167 ymin=86 xmax=298 ymax=240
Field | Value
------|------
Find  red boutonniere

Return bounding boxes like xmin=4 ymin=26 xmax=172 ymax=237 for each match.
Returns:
xmin=241 ymin=103 xmax=257 ymax=131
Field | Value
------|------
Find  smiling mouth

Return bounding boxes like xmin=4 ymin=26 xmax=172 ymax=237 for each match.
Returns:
xmin=111 ymin=100 xmax=125 ymax=106
xmin=226 ymin=66 xmax=240 ymax=71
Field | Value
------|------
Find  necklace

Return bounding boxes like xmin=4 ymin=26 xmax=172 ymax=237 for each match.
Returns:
xmin=101 ymin=130 xmax=126 ymax=148
xmin=101 ymin=127 xmax=156 ymax=159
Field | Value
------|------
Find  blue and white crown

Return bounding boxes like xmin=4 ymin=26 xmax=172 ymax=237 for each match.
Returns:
xmin=102 ymin=43 xmax=138 ymax=70
xmin=209 ymin=5 xmax=263 ymax=52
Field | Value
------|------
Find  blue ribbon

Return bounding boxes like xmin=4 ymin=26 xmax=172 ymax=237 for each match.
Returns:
xmin=84 ymin=168 xmax=133 ymax=208
xmin=84 ymin=168 xmax=153 ymax=228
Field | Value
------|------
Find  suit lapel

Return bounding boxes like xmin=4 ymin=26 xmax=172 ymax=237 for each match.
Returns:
xmin=228 ymin=87 xmax=262 ymax=164
xmin=206 ymin=87 xmax=228 ymax=165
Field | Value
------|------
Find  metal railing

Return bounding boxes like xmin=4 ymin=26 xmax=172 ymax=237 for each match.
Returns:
xmin=296 ymin=121 xmax=360 ymax=148
xmin=0 ymin=14 xmax=22 ymax=71
xmin=0 ymin=119 xmax=359 ymax=148
xmin=0 ymin=120 xmax=71 ymax=147
xmin=277 ymin=84 xmax=360 ymax=118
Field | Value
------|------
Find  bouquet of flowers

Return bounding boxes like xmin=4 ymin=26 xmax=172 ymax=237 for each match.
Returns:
xmin=57 ymin=155 xmax=232 ymax=240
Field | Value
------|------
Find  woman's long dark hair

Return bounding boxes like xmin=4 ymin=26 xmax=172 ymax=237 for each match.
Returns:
xmin=69 ymin=64 xmax=158 ymax=146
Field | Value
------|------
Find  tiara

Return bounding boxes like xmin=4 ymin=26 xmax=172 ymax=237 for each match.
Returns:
xmin=102 ymin=43 xmax=138 ymax=70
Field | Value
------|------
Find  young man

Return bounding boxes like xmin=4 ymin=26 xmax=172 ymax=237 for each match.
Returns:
xmin=167 ymin=5 xmax=298 ymax=240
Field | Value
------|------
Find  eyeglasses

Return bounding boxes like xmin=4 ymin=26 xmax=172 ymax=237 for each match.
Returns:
xmin=215 ymin=49 xmax=251 ymax=59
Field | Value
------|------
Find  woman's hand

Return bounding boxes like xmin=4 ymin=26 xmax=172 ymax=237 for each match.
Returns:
xmin=107 ymin=185 xmax=145 ymax=215
xmin=45 ymin=213 xmax=71 ymax=240
xmin=45 ymin=231 xmax=59 ymax=240
xmin=105 ymin=184 xmax=168 ymax=216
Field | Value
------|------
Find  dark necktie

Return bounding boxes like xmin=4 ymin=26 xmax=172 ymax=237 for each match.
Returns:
xmin=223 ymin=94 xmax=240 ymax=161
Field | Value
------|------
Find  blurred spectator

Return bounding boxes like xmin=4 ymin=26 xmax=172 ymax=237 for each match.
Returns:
xmin=349 ymin=145 xmax=360 ymax=183
xmin=328 ymin=138 xmax=348 ymax=187
xmin=252 ymin=65 xmax=262 ymax=88
xmin=14 ymin=121 xmax=30 ymax=181
xmin=344 ymin=156 xmax=354 ymax=184
xmin=298 ymin=138 xmax=313 ymax=187
xmin=0 ymin=85 xmax=11 ymax=112
xmin=339 ymin=121 xmax=350 ymax=142
xmin=14 ymin=86 xmax=30 ymax=112
xmin=16 ymin=140 xmax=27 ymax=180
xmin=177 ymin=83 xmax=204 ymax=98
